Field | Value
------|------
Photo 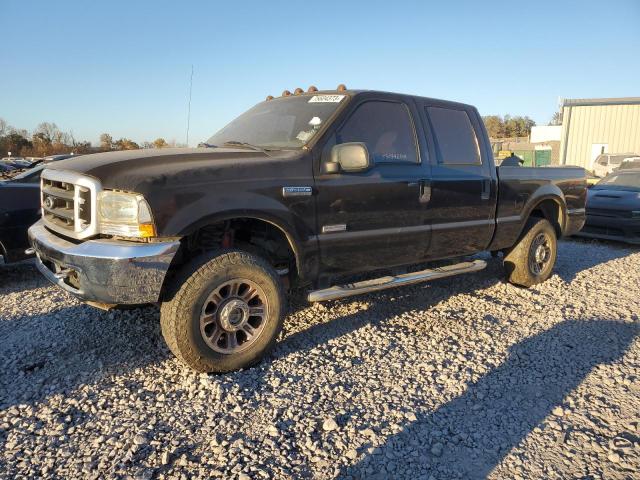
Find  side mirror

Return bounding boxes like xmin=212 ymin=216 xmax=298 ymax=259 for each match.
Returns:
xmin=324 ymin=161 xmax=340 ymax=174
xmin=328 ymin=142 xmax=371 ymax=173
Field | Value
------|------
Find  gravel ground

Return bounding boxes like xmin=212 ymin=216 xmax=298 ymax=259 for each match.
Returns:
xmin=1 ymin=238 xmax=639 ymax=480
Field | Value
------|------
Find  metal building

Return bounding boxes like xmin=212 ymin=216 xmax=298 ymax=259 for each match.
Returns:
xmin=559 ymin=97 xmax=640 ymax=169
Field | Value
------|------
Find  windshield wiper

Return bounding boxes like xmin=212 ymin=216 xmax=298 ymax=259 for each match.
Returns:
xmin=222 ymin=141 xmax=275 ymax=153
xmin=197 ymin=142 xmax=217 ymax=148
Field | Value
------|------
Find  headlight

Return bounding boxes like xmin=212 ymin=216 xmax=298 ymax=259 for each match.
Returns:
xmin=97 ymin=191 xmax=156 ymax=238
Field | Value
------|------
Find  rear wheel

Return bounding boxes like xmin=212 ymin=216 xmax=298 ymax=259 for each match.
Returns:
xmin=161 ymin=250 xmax=285 ymax=372
xmin=503 ymin=218 xmax=557 ymax=287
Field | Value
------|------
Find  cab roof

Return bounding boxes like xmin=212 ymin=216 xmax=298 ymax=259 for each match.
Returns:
xmin=264 ymin=88 xmax=476 ymax=111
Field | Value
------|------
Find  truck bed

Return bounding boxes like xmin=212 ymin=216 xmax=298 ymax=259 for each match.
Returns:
xmin=489 ymin=165 xmax=587 ymax=250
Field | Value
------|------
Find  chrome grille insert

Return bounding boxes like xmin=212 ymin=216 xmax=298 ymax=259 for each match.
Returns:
xmin=40 ymin=169 xmax=102 ymax=240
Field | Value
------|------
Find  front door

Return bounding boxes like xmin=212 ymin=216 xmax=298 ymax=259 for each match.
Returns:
xmin=314 ymin=97 xmax=432 ymax=275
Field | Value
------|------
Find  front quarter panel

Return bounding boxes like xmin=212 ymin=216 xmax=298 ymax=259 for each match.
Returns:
xmin=145 ymin=153 xmax=318 ymax=279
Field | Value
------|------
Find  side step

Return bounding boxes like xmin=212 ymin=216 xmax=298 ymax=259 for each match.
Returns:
xmin=307 ymin=259 xmax=487 ymax=302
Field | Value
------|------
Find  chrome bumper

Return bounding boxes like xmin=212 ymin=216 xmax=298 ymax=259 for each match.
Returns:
xmin=28 ymin=220 xmax=180 ymax=305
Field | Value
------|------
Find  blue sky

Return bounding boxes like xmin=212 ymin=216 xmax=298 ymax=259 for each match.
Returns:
xmin=1 ymin=0 xmax=639 ymax=146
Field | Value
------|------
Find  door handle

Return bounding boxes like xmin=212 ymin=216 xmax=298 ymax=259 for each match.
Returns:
xmin=481 ymin=179 xmax=491 ymax=200
xmin=405 ymin=179 xmax=431 ymax=203
xmin=419 ymin=179 xmax=431 ymax=204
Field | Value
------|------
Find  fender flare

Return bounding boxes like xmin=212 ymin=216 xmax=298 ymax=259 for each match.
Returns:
xmin=520 ymin=185 xmax=567 ymax=237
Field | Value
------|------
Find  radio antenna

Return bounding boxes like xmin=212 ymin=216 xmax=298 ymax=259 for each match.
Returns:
xmin=186 ymin=65 xmax=194 ymax=146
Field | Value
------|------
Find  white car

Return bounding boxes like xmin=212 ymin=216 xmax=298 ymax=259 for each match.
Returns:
xmin=593 ymin=153 xmax=638 ymax=177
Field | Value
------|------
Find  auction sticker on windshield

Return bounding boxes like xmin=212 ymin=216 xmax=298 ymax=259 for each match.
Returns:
xmin=308 ymin=95 xmax=345 ymax=103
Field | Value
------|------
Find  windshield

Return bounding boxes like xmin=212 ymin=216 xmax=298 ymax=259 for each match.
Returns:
xmin=610 ymin=155 xmax=627 ymax=165
xmin=596 ymin=171 xmax=640 ymax=190
xmin=206 ymin=94 xmax=347 ymax=149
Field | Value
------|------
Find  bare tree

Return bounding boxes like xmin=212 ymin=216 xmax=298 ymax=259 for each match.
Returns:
xmin=34 ymin=122 xmax=60 ymax=144
xmin=549 ymin=111 xmax=562 ymax=126
xmin=99 ymin=133 xmax=113 ymax=151
xmin=0 ymin=118 xmax=9 ymax=137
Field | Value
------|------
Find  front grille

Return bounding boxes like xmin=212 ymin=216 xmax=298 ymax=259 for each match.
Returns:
xmin=40 ymin=169 xmax=101 ymax=240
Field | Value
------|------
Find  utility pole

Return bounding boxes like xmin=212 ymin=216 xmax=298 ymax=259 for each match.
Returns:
xmin=186 ymin=65 xmax=194 ymax=146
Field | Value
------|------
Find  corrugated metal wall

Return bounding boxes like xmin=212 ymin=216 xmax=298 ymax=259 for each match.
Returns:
xmin=560 ymin=103 xmax=640 ymax=169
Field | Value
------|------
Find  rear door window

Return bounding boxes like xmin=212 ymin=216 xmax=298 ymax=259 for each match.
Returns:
xmin=426 ymin=107 xmax=481 ymax=165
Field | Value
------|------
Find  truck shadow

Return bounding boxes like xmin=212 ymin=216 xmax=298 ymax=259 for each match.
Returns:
xmin=0 ymin=303 xmax=166 ymax=410
xmin=555 ymin=237 xmax=637 ymax=283
xmin=334 ymin=318 xmax=638 ymax=480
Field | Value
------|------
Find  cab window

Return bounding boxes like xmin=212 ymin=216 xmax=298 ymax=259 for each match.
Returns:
xmin=337 ymin=101 xmax=419 ymax=164
xmin=426 ymin=107 xmax=481 ymax=165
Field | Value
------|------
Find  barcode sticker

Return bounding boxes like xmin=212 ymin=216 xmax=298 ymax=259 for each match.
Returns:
xmin=308 ymin=95 xmax=346 ymax=103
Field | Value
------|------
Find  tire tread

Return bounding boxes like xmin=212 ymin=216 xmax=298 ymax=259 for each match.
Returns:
xmin=160 ymin=250 xmax=284 ymax=372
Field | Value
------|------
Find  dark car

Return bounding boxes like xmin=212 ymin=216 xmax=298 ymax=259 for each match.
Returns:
xmin=0 ymin=165 xmax=44 ymax=263
xmin=619 ymin=158 xmax=640 ymax=171
xmin=578 ymin=169 xmax=640 ymax=244
xmin=28 ymin=87 xmax=586 ymax=372
xmin=2 ymin=158 xmax=33 ymax=169
xmin=0 ymin=163 xmax=15 ymax=174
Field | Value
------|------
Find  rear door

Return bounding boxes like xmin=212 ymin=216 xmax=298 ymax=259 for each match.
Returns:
xmin=314 ymin=96 xmax=432 ymax=275
xmin=417 ymin=102 xmax=497 ymax=258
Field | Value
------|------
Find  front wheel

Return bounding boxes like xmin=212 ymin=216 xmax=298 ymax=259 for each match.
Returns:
xmin=503 ymin=218 xmax=557 ymax=287
xmin=160 ymin=250 xmax=285 ymax=373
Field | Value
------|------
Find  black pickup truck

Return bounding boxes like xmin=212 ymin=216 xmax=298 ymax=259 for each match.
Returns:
xmin=28 ymin=87 xmax=586 ymax=372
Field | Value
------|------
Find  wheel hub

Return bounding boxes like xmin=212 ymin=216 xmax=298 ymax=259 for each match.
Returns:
xmin=199 ymin=278 xmax=268 ymax=354
xmin=218 ymin=299 xmax=250 ymax=331
xmin=535 ymin=244 xmax=547 ymax=263
xmin=529 ymin=232 xmax=551 ymax=275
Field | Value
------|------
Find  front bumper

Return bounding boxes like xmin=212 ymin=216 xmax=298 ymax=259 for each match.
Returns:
xmin=28 ymin=220 xmax=180 ymax=304
xmin=575 ymin=214 xmax=640 ymax=244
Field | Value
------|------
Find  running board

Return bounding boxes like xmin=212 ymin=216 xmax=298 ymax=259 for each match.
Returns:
xmin=308 ymin=259 xmax=487 ymax=302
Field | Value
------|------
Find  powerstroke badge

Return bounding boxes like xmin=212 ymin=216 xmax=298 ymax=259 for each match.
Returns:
xmin=282 ymin=186 xmax=312 ymax=197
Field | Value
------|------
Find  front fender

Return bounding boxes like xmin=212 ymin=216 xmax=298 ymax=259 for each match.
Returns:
xmin=157 ymin=190 xmax=316 ymax=280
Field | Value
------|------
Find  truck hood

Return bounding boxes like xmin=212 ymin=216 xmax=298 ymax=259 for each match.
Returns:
xmin=587 ymin=187 xmax=640 ymax=211
xmin=44 ymin=147 xmax=302 ymax=193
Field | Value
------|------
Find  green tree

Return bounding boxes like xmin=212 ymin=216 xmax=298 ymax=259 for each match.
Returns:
xmin=2 ymin=132 xmax=33 ymax=155
xmin=153 ymin=138 xmax=169 ymax=148
xmin=483 ymin=115 xmax=536 ymax=139
xmin=113 ymin=138 xmax=140 ymax=150
xmin=482 ymin=115 xmax=504 ymax=138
